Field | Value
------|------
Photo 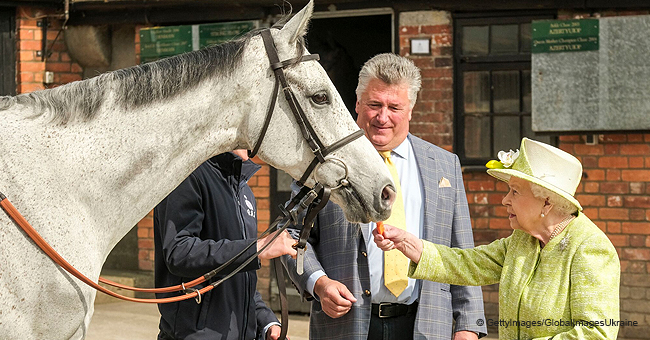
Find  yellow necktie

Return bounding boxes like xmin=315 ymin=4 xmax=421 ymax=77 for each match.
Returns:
xmin=378 ymin=150 xmax=409 ymax=297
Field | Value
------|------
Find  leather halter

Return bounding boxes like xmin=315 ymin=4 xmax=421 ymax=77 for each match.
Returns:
xmin=250 ymin=30 xmax=363 ymax=339
xmin=249 ymin=29 xmax=365 ymax=186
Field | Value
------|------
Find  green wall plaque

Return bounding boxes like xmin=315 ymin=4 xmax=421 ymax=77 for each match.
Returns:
xmin=532 ymin=19 xmax=599 ymax=53
xmin=139 ymin=21 xmax=257 ymax=63
xmin=199 ymin=21 xmax=257 ymax=48
xmin=140 ymin=26 xmax=193 ymax=58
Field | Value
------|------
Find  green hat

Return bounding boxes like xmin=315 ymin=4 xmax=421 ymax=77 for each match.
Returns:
xmin=486 ymin=138 xmax=583 ymax=211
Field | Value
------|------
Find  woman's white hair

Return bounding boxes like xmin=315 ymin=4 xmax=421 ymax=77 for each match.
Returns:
xmin=529 ymin=182 xmax=578 ymax=216
xmin=355 ymin=53 xmax=421 ymax=109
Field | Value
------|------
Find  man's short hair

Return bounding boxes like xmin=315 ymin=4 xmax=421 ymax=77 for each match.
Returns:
xmin=356 ymin=53 xmax=422 ymax=109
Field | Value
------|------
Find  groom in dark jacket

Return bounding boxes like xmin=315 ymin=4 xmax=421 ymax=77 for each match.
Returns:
xmin=154 ymin=150 xmax=296 ymax=340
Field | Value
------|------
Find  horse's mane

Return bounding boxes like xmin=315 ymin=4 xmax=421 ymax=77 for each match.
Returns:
xmin=0 ymin=28 xmax=261 ymax=125
xmin=0 ymin=11 xmax=307 ymax=126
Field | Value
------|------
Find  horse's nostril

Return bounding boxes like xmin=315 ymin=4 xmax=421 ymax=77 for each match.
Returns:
xmin=381 ymin=184 xmax=396 ymax=207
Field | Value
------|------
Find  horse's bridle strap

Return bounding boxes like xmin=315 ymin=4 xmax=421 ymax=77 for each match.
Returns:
xmin=249 ymin=30 xmax=320 ymax=160
xmin=270 ymin=54 xmax=319 ymax=71
xmin=297 ymin=129 xmax=364 ymax=185
xmin=250 ymin=29 xmax=365 ymax=187
xmin=261 ymin=29 xmax=327 ymax=163
xmin=248 ymin=76 xmax=279 ymax=159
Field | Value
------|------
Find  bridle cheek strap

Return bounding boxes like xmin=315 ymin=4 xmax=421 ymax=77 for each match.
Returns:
xmin=249 ymin=29 xmax=365 ymax=186
xmin=297 ymin=129 xmax=364 ymax=186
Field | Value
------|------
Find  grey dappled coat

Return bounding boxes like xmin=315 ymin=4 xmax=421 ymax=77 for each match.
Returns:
xmin=283 ymin=134 xmax=487 ymax=339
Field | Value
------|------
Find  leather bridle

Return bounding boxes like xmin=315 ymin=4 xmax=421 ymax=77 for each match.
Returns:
xmin=249 ymin=29 xmax=365 ymax=187
xmin=250 ymin=28 xmax=366 ymax=340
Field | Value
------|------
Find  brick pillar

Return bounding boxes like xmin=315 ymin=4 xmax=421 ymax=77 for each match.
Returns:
xmin=136 ymin=211 xmax=155 ymax=271
xmin=399 ymin=10 xmax=454 ymax=151
xmin=16 ymin=7 xmax=82 ymax=94
xmin=250 ymin=157 xmax=272 ymax=302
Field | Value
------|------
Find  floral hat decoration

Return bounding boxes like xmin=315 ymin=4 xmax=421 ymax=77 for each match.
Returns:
xmin=485 ymin=138 xmax=583 ymax=211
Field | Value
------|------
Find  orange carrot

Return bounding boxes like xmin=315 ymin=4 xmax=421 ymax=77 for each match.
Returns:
xmin=376 ymin=221 xmax=385 ymax=235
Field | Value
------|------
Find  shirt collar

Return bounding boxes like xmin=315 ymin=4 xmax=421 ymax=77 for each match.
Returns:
xmin=389 ymin=137 xmax=411 ymax=161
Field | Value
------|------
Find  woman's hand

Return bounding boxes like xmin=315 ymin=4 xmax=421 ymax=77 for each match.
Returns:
xmin=373 ymin=224 xmax=424 ymax=263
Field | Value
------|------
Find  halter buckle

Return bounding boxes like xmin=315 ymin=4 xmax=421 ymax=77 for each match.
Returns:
xmin=182 ymin=283 xmax=202 ymax=304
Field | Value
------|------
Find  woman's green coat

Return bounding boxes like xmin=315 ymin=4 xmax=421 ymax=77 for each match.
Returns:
xmin=410 ymin=213 xmax=620 ymax=340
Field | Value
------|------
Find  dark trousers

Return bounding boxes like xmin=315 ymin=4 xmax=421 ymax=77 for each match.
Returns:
xmin=367 ymin=308 xmax=416 ymax=340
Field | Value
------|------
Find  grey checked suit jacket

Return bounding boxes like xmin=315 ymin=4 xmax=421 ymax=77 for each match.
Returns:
xmin=283 ymin=134 xmax=487 ymax=339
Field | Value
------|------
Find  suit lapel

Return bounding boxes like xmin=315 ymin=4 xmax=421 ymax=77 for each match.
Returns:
xmin=359 ymin=221 xmax=369 ymax=243
xmin=408 ymin=134 xmax=439 ymax=241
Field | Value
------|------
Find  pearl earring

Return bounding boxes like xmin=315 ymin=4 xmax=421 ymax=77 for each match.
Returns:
xmin=541 ymin=213 xmax=545 ymax=218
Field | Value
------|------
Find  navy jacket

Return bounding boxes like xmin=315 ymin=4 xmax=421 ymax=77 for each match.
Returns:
xmin=154 ymin=153 xmax=277 ymax=340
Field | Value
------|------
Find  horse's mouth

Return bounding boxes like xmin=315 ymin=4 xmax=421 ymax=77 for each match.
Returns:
xmin=335 ymin=184 xmax=374 ymax=223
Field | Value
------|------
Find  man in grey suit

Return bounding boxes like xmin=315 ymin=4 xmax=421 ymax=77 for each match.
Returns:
xmin=283 ymin=53 xmax=486 ymax=340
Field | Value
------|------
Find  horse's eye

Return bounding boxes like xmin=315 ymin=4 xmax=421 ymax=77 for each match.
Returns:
xmin=311 ymin=93 xmax=329 ymax=105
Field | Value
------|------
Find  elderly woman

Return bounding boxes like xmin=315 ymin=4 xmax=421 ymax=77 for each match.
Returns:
xmin=374 ymin=138 xmax=619 ymax=340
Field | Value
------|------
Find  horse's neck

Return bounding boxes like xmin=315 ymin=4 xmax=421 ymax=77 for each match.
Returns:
xmin=1 ymin=59 xmax=268 ymax=256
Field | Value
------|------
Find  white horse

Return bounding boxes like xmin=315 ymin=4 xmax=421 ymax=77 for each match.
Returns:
xmin=0 ymin=2 xmax=394 ymax=338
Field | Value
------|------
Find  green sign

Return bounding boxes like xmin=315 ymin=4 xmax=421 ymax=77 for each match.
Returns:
xmin=139 ymin=21 xmax=257 ymax=63
xmin=532 ymin=19 xmax=599 ymax=53
xmin=199 ymin=21 xmax=256 ymax=48
xmin=140 ymin=26 xmax=193 ymax=58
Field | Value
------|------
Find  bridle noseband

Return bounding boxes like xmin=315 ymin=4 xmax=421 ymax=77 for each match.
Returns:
xmin=248 ymin=28 xmax=365 ymax=187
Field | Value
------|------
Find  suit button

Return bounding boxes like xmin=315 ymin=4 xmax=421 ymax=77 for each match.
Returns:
xmin=361 ymin=251 xmax=367 ymax=257
xmin=364 ymin=290 xmax=371 ymax=296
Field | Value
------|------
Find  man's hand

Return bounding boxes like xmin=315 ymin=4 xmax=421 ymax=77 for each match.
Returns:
xmin=453 ymin=330 xmax=479 ymax=340
xmin=313 ymin=276 xmax=357 ymax=318
xmin=266 ymin=325 xmax=288 ymax=340
xmin=257 ymin=230 xmax=297 ymax=260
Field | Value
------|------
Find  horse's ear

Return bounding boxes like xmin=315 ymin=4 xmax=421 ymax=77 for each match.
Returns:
xmin=279 ymin=0 xmax=314 ymax=44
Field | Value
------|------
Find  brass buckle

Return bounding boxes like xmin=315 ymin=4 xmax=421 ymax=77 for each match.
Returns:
xmin=378 ymin=302 xmax=391 ymax=318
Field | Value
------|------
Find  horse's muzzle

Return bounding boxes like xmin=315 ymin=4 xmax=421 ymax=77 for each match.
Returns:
xmin=380 ymin=184 xmax=396 ymax=212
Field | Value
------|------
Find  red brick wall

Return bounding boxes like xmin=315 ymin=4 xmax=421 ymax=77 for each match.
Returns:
xmin=136 ymin=211 xmax=155 ymax=271
xmin=400 ymin=9 xmax=650 ymax=339
xmin=248 ymin=157 xmax=273 ymax=301
xmin=561 ymin=135 xmax=650 ymax=339
xmin=15 ymin=7 xmax=82 ymax=94
xmin=399 ymin=13 xmax=454 ymax=152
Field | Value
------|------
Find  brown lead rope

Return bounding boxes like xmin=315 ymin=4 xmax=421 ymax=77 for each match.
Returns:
xmin=0 ymin=191 xmax=212 ymax=303
xmin=0 ymin=187 xmax=319 ymax=305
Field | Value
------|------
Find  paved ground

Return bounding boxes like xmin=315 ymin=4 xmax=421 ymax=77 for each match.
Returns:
xmin=87 ymin=301 xmax=310 ymax=340
xmin=87 ymin=301 xmax=497 ymax=339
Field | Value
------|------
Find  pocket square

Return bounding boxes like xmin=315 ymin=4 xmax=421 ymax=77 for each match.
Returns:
xmin=439 ymin=177 xmax=452 ymax=188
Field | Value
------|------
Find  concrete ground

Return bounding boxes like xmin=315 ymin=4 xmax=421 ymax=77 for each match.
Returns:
xmin=87 ymin=301 xmax=497 ymax=340
xmin=86 ymin=301 xmax=310 ymax=340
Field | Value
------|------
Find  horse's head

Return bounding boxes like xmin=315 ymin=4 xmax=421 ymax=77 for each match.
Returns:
xmin=244 ymin=0 xmax=394 ymax=223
